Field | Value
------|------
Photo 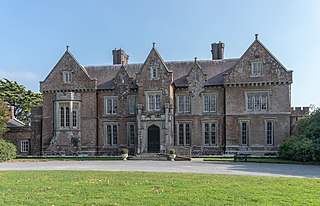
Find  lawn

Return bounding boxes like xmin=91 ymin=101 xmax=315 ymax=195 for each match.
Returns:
xmin=0 ymin=171 xmax=319 ymax=205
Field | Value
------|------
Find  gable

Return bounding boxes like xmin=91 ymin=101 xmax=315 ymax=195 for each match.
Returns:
xmin=136 ymin=44 xmax=173 ymax=89
xmin=40 ymin=50 xmax=96 ymax=92
xmin=224 ymin=39 xmax=292 ymax=85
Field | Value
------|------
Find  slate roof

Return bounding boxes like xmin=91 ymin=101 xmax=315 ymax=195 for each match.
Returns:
xmin=85 ymin=58 xmax=238 ymax=89
xmin=7 ymin=118 xmax=25 ymax=128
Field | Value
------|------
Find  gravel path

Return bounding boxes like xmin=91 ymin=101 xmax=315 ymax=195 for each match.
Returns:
xmin=0 ymin=160 xmax=319 ymax=178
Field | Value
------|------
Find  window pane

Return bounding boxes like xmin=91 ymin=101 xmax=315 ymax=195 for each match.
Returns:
xmin=204 ymin=95 xmax=209 ymax=112
xmin=113 ymin=99 xmax=117 ymax=114
xmin=113 ymin=125 xmax=117 ymax=145
xmin=204 ymin=123 xmax=209 ymax=145
xmin=179 ymin=124 xmax=184 ymax=145
xmin=155 ymin=95 xmax=161 ymax=110
xmin=60 ymin=107 xmax=64 ymax=127
xmin=210 ymin=95 xmax=216 ymax=112
xmin=72 ymin=110 xmax=77 ymax=128
xmin=247 ymin=94 xmax=253 ymax=111
xmin=66 ymin=107 xmax=70 ymax=127
xmin=178 ymin=96 xmax=184 ymax=113
xmin=241 ymin=122 xmax=248 ymax=145
xmin=267 ymin=121 xmax=274 ymax=145
xmin=211 ymin=123 xmax=216 ymax=145
xmin=254 ymin=94 xmax=261 ymax=111
xmin=107 ymin=99 xmax=112 ymax=114
xmin=261 ymin=94 xmax=268 ymax=110
xmin=107 ymin=125 xmax=111 ymax=145
xmin=129 ymin=124 xmax=135 ymax=145
xmin=185 ymin=96 xmax=190 ymax=112
xmin=148 ymin=96 xmax=154 ymax=111
xmin=185 ymin=124 xmax=190 ymax=145
xmin=129 ymin=97 xmax=136 ymax=114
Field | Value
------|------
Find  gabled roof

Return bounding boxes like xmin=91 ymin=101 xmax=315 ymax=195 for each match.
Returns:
xmin=85 ymin=58 xmax=238 ymax=89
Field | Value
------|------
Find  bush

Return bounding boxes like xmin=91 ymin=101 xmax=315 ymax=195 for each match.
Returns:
xmin=120 ymin=149 xmax=128 ymax=154
xmin=0 ymin=140 xmax=17 ymax=162
xmin=169 ymin=149 xmax=176 ymax=154
xmin=279 ymin=136 xmax=320 ymax=162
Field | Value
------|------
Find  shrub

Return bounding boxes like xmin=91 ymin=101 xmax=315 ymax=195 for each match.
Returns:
xmin=120 ymin=149 xmax=128 ymax=154
xmin=279 ymin=136 xmax=320 ymax=162
xmin=169 ymin=149 xmax=176 ymax=154
xmin=0 ymin=140 xmax=17 ymax=162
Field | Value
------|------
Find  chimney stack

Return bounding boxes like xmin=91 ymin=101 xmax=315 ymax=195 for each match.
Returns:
xmin=112 ymin=48 xmax=129 ymax=65
xmin=9 ymin=106 xmax=14 ymax=119
xmin=211 ymin=41 xmax=225 ymax=60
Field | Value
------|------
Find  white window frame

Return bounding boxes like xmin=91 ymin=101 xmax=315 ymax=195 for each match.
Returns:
xmin=240 ymin=120 xmax=250 ymax=146
xmin=177 ymin=122 xmax=191 ymax=146
xmin=246 ymin=91 xmax=269 ymax=112
xmin=128 ymin=96 xmax=137 ymax=115
xmin=150 ymin=65 xmax=158 ymax=80
xmin=203 ymin=94 xmax=217 ymax=113
xmin=128 ymin=123 xmax=136 ymax=146
xmin=203 ymin=122 xmax=217 ymax=146
xmin=265 ymin=119 xmax=275 ymax=145
xmin=251 ymin=61 xmax=263 ymax=76
xmin=62 ymin=71 xmax=72 ymax=83
xmin=105 ymin=97 xmax=118 ymax=115
xmin=20 ymin=140 xmax=29 ymax=152
xmin=146 ymin=92 xmax=161 ymax=112
xmin=104 ymin=123 xmax=118 ymax=146
xmin=57 ymin=101 xmax=80 ymax=130
xmin=177 ymin=95 xmax=191 ymax=114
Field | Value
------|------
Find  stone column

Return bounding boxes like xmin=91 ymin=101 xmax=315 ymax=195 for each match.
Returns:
xmin=137 ymin=104 xmax=143 ymax=154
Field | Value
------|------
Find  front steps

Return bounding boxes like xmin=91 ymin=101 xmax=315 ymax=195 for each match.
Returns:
xmin=129 ymin=153 xmax=191 ymax=161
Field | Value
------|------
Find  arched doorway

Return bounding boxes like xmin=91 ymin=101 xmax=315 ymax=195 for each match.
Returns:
xmin=148 ymin=125 xmax=160 ymax=153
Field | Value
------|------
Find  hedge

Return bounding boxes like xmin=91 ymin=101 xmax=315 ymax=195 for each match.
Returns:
xmin=0 ymin=139 xmax=17 ymax=162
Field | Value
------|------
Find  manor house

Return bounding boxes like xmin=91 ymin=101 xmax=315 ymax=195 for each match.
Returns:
xmin=7 ymin=34 xmax=309 ymax=156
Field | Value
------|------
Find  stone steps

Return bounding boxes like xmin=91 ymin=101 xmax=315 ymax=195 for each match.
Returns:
xmin=130 ymin=153 xmax=168 ymax=161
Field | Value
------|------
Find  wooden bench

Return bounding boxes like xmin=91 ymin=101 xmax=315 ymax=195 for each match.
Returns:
xmin=234 ymin=153 xmax=250 ymax=161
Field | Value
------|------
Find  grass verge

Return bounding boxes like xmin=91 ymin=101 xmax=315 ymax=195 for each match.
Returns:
xmin=0 ymin=171 xmax=319 ymax=205
xmin=10 ymin=157 xmax=122 ymax=162
xmin=203 ymin=157 xmax=320 ymax=165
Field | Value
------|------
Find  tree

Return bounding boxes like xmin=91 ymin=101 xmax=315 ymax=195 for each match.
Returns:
xmin=0 ymin=78 xmax=42 ymax=124
xmin=280 ymin=108 xmax=320 ymax=161
xmin=0 ymin=101 xmax=9 ymax=138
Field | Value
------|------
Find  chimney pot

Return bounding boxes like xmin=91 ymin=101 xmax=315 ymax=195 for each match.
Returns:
xmin=211 ymin=41 xmax=225 ymax=60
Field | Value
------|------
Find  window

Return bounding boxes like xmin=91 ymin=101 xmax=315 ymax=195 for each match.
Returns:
xmin=63 ymin=71 xmax=72 ymax=83
xmin=20 ymin=140 xmax=29 ymax=152
xmin=58 ymin=102 xmax=80 ymax=129
xmin=246 ymin=92 xmax=268 ymax=112
xmin=105 ymin=123 xmax=118 ymax=145
xmin=105 ymin=97 xmax=118 ymax=114
xmin=178 ymin=123 xmax=191 ymax=146
xmin=147 ymin=93 xmax=161 ymax=112
xmin=240 ymin=121 xmax=249 ymax=145
xmin=204 ymin=123 xmax=217 ymax=145
xmin=178 ymin=96 xmax=191 ymax=113
xmin=252 ymin=62 xmax=263 ymax=76
xmin=266 ymin=120 xmax=275 ymax=145
xmin=128 ymin=96 xmax=137 ymax=115
xmin=150 ymin=66 xmax=158 ymax=79
xmin=203 ymin=94 xmax=216 ymax=113
xmin=128 ymin=124 xmax=136 ymax=145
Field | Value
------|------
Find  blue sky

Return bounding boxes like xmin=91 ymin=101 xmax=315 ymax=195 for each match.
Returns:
xmin=0 ymin=0 xmax=319 ymax=107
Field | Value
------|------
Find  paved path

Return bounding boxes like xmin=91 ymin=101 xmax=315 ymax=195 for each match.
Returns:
xmin=0 ymin=160 xmax=319 ymax=178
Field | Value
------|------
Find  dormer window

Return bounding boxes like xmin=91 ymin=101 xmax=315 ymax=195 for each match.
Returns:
xmin=251 ymin=61 xmax=263 ymax=76
xmin=63 ymin=71 xmax=72 ymax=83
xmin=150 ymin=66 xmax=158 ymax=80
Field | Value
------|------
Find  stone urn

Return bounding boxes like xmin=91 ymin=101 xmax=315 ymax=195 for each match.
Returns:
xmin=120 ymin=149 xmax=129 ymax=161
xmin=169 ymin=149 xmax=176 ymax=161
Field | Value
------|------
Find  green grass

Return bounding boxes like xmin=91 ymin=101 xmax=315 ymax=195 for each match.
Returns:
xmin=203 ymin=157 xmax=320 ymax=165
xmin=0 ymin=171 xmax=319 ymax=205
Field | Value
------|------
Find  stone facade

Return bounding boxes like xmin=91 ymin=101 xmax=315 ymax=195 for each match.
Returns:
xmin=7 ymin=35 xmax=309 ymax=156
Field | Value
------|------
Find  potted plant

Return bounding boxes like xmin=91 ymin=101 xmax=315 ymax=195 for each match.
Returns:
xmin=120 ymin=148 xmax=129 ymax=161
xmin=169 ymin=149 xmax=176 ymax=161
